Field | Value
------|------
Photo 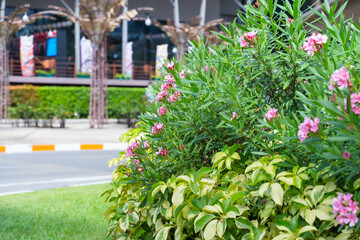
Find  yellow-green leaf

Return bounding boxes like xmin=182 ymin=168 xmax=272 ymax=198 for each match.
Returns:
xmin=155 ymin=226 xmax=172 ymax=240
xmin=225 ymin=157 xmax=232 ymax=170
xmin=298 ymin=225 xmax=317 ymax=235
xmin=231 ymin=152 xmax=240 ymax=160
xmin=271 ymin=183 xmax=283 ymax=206
xmin=203 ymin=205 xmax=223 ymax=214
xmin=216 ymin=220 xmax=226 ymax=238
xmin=259 ymin=182 xmax=270 ymax=197
xmin=304 ymin=209 xmax=316 ymax=225
xmin=172 ymin=185 xmax=187 ymax=207
xmin=310 ymin=185 xmax=325 ymax=205
xmin=315 ymin=205 xmax=333 ymax=220
xmin=204 ymin=220 xmax=217 ymax=240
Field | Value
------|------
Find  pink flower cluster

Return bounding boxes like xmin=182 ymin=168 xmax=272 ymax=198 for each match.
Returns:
xmin=165 ymin=61 xmax=174 ymax=70
xmin=230 ymin=112 xmax=238 ymax=121
xmin=156 ymin=91 xmax=168 ymax=101
xmin=157 ymin=106 xmax=167 ymax=116
xmin=298 ymin=117 xmax=320 ymax=142
xmin=343 ymin=151 xmax=351 ymax=159
xmin=301 ymin=33 xmax=328 ymax=56
xmin=264 ymin=108 xmax=279 ymax=121
xmin=143 ymin=140 xmax=150 ymax=149
xmin=351 ymin=92 xmax=360 ymax=114
xmin=180 ymin=71 xmax=186 ymax=78
xmin=164 ymin=74 xmax=175 ymax=83
xmin=240 ymin=31 xmax=258 ymax=47
xmin=329 ymin=67 xmax=351 ymax=92
xmin=168 ymin=91 xmax=181 ymax=102
xmin=333 ymin=193 xmax=359 ymax=227
xmin=152 ymin=122 xmax=164 ymax=135
xmin=156 ymin=147 xmax=168 ymax=156
xmin=125 ymin=141 xmax=140 ymax=158
xmin=133 ymin=159 xmax=140 ymax=165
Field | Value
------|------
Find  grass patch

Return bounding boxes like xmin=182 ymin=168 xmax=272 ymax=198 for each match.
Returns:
xmin=0 ymin=184 xmax=111 ymax=240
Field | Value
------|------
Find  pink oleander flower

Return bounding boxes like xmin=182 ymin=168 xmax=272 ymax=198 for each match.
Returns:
xmin=133 ymin=159 xmax=140 ymax=165
xmin=157 ymin=106 xmax=167 ymax=116
xmin=143 ymin=140 xmax=150 ymax=149
xmin=168 ymin=91 xmax=181 ymax=102
xmin=125 ymin=172 xmax=130 ymax=177
xmin=264 ymin=108 xmax=279 ymax=121
xmin=125 ymin=141 xmax=140 ymax=157
xmin=301 ymin=33 xmax=328 ymax=56
xmin=287 ymin=17 xmax=294 ymax=24
xmin=230 ymin=112 xmax=238 ymax=121
xmin=138 ymin=167 xmax=144 ymax=173
xmin=205 ymin=65 xmax=209 ymax=72
xmin=165 ymin=61 xmax=175 ymax=70
xmin=329 ymin=67 xmax=351 ymax=92
xmin=240 ymin=30 xmax=258 ymax=47
xmin=298 ymin=117 xmax=320 ymax=142
xmin=351 ymin=92 xmax=360 ymax=114
xmin=156 ymin=91 xmax=168 ymax=101
xmin=343 ymin=150 xmax=351 ymax=159
xmin=179 ymin=71 xmax=186 ymax=78
xmin=333 ymin=193 xmax=359 ymax=227
xmin=152 ymin=122 xmax=164 ymax=135
xmin=156 ymin=147 xmax=168 ymax=156
xmin=164 ymin=74 xmax=175 ymax=83
xmin=161 ymin=83 xmax=172 ymax=91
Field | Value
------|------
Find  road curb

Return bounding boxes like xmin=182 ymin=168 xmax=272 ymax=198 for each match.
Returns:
xmin=0 ymin=142 xmax=127 ymax=154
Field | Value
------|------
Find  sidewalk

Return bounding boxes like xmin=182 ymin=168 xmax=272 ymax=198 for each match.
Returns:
xmin=0 ymin=119 xmax=130 ymax=153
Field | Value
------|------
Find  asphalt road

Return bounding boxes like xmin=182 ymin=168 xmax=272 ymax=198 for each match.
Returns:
xmin=0 ymin=150 xmax=120 ymax=196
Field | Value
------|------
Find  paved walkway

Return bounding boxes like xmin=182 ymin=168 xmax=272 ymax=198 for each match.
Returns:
xmin=0 ymin=119 xmax=130 ymax=153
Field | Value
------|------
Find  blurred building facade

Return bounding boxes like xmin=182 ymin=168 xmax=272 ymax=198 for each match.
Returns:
xmin=4 ymin=0 xmax=358 ymax=80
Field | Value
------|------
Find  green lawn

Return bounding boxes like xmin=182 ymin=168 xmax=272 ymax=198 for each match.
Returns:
xmin=0 ymin=184 xmax=111 ymax=240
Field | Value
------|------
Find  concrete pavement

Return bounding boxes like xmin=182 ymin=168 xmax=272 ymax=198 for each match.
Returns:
xmin=0 ymin=119 xmax=130 ymax=153
xmin=0 ymin=150 xmax=119 ymax=196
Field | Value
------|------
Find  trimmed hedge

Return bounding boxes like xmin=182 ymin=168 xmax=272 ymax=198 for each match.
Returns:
xmin=10 ymin=85 xmax=146 ymax=120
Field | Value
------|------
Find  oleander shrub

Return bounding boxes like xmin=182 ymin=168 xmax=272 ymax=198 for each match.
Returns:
xmin=104 ymin=0 xmax=360 ymax=239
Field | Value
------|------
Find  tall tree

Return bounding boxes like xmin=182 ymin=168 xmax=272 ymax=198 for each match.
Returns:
xmin=0 ymin=5 xmax=40 ymax=122
xmin=43 ymin=0 xmax=138 ymax=128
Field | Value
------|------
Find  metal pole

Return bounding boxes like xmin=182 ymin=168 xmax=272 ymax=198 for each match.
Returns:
xmin=200 ymin=0 xmax=207 ymax=26
xmin=74 ymin=0 xmax=80 ymax=73
xmin=122 ymin=0 xmax=128 ymax=74
xmin=1 ymin=0 xmax=6 ymax=19
xmin=174 ymin=0 xmax=180 ymax=27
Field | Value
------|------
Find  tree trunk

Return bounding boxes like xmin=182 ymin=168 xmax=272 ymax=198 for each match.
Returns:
xmin=89 ymin=41 xmax=107 ymax=128
xmin=0 ymin=45 xmax=9 ymax=122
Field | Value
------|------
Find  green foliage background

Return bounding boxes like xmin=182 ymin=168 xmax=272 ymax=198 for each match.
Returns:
xmin=9 ymin=85 xmax=145 ymax=119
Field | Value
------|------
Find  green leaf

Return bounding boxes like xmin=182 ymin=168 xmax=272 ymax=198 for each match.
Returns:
xmin=271 ymin=183 xmax=284 ymax=206
xmin=204 ymin=220 xmax=217 ymax=240
xmin=128 ymin=212 xmax=139 ymax=224
xmin=235 ymin=217 xmax=253 ymax=229
xmin=194 ymin=167 xmax=212 ymax=181
xmin=148 ymin=181 xmax=165 ymax=204
xmin=155 ymin=226 xmax=173 ymax=240
xmin=194 ymin=214 xmax=216 ymax=233
xmin=189 ymin=182 xmax=200 ymax=195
